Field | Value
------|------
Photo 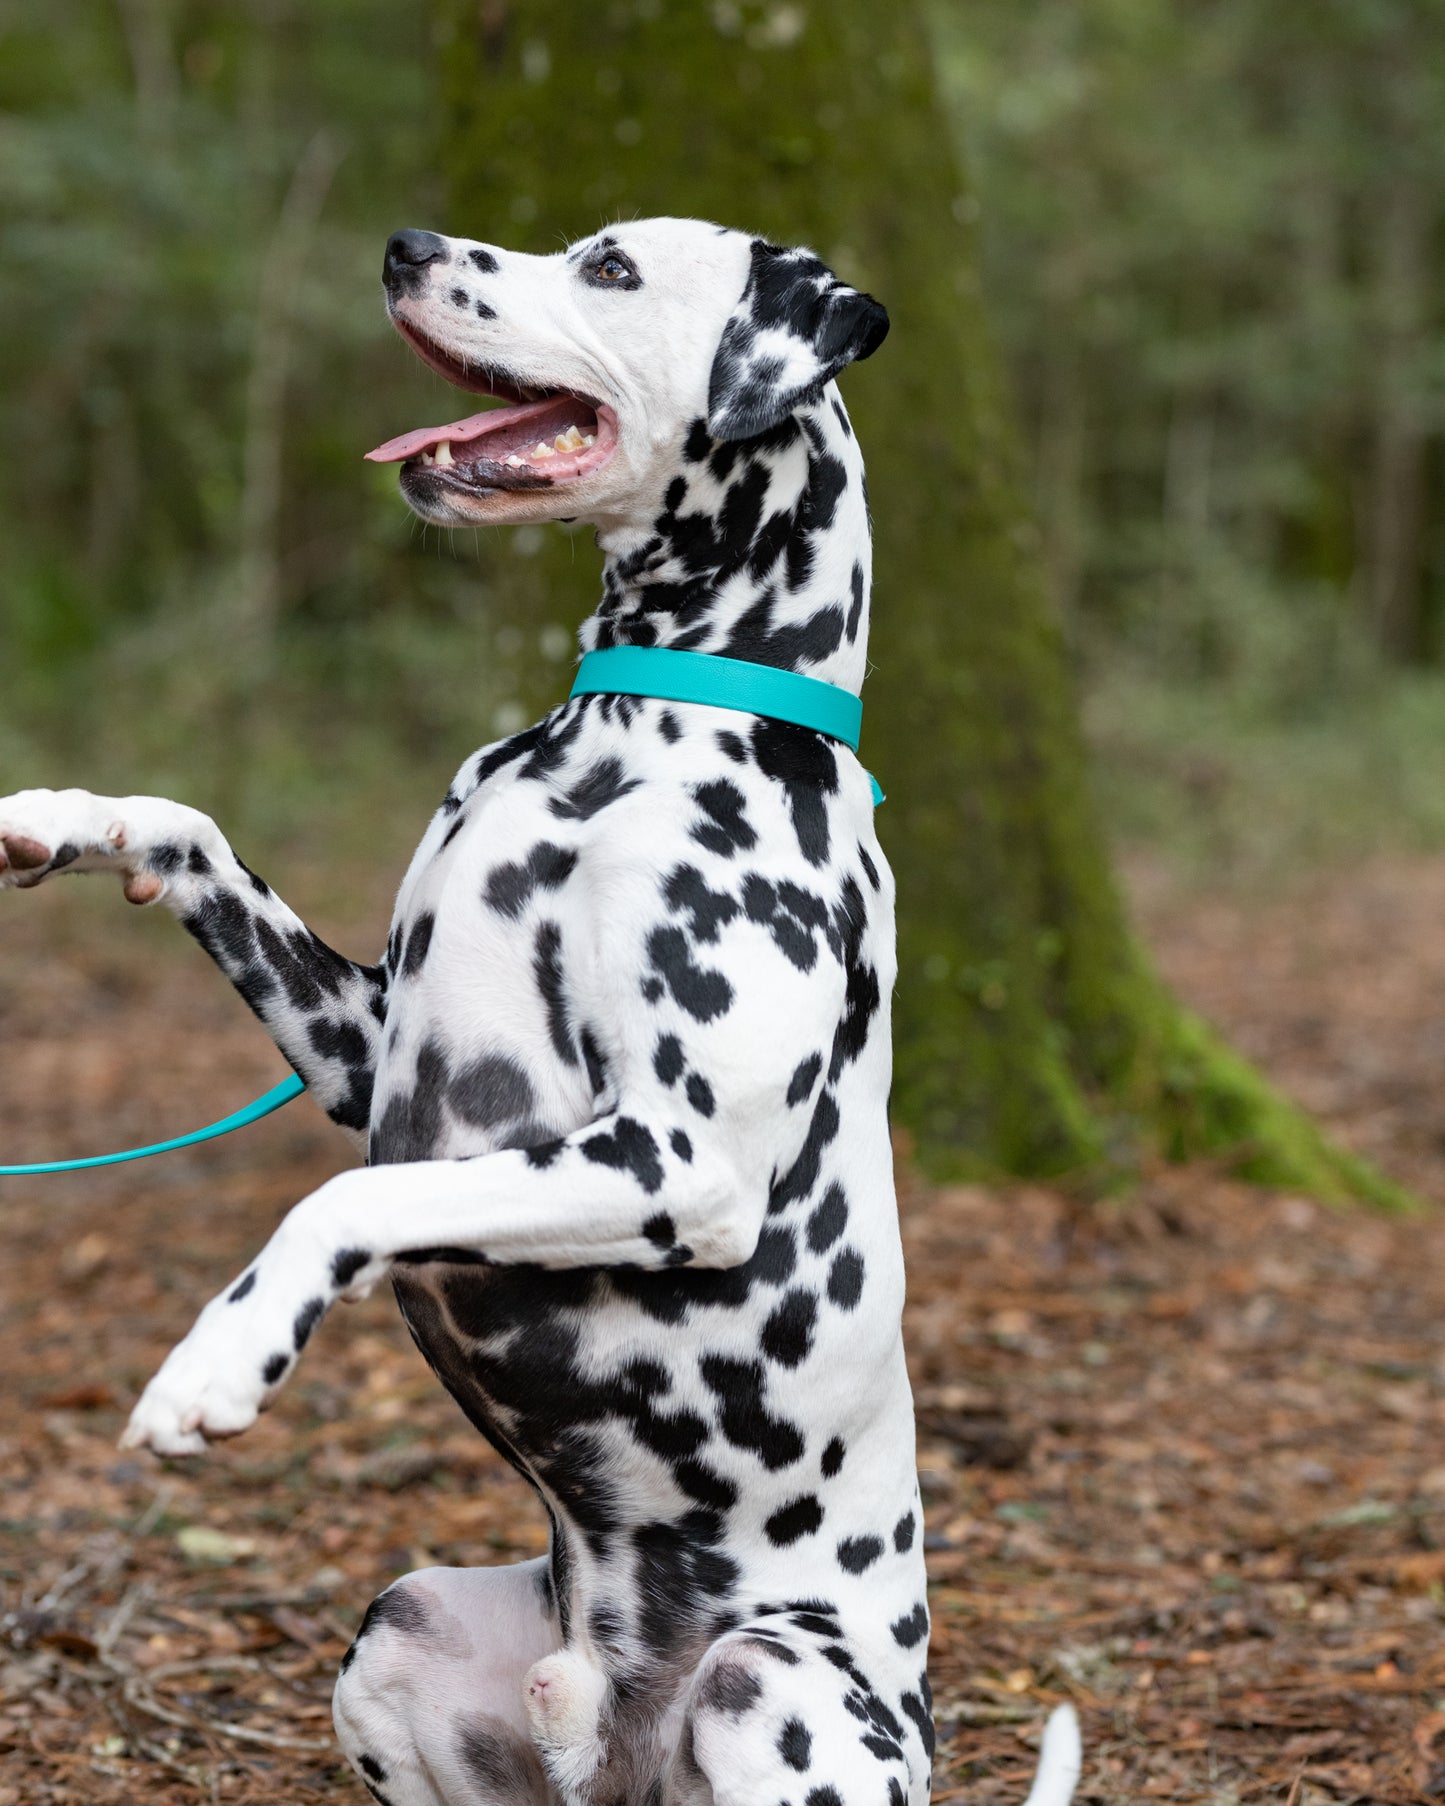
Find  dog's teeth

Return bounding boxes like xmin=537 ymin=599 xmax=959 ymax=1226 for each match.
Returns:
xmin=435 ymin=440 xmax=455 ymax=467
xmin=583 ymin=434 xmax=595 ymax=446
xmin=556 ymin=426 xmax=586 ymax=452
xmin=506 ymin=455 xmax=526 ymax=467
xmin=420 ymin=451 xmax=435 ymax=467
xmin=532 ymin=441 xmax=555 ymax=459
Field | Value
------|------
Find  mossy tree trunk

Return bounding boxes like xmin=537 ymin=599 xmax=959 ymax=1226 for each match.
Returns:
xmin=431 ymin=0 xmax=1402 ymax=1203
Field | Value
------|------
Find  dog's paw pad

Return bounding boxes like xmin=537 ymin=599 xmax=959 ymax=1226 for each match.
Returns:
xmin=1 ymin=834 xmax=51 ymax=872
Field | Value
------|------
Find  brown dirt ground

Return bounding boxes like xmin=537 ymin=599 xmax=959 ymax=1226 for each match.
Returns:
xmin=4 ymin=856 xmax=1445 ymax=1804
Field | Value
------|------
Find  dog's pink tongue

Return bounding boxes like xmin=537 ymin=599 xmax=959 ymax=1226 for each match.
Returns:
xmin=365 ymin=401 xmax=534 ymax=464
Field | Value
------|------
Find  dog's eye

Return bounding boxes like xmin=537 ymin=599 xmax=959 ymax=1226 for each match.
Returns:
xmin=582 ymin=249 xmax=640 ymax=290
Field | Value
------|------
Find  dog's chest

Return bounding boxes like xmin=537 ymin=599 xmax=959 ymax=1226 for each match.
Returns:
xmin=368 ymin=756 xmax=623 ymax=1167
xmin=361 ymin=698 xmax=902 ymax=1522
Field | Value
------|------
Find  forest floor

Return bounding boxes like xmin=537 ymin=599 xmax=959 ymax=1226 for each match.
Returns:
xmin=4 ymin=854 xmax=1445 ymax=1805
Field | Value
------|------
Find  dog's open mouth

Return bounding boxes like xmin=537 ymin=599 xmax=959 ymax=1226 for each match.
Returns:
xmin=366 ymin=322 xmax=618 ymax=492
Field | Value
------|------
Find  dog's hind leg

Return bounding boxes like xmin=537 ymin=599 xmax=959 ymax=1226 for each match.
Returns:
xmin=0 ymin=787 xmax=386 ymax=1147
xmin=666 ymin=1619 xmax=928 ymax=1806
xmin=332 ymin=1562 xmax=561 ymax=1806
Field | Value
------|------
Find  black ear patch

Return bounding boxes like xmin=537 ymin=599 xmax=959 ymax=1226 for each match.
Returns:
xmin=707 ymin=240 xmax=889 ymax=443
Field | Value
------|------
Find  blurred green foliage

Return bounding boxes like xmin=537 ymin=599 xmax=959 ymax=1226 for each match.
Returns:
xmin=4 ymin=0 xmax=1444 ymax=883
xmin=2 ymin=0 xmax=521 ymax=852
xmin=934 ymin=0 xmax=1445 ymax=875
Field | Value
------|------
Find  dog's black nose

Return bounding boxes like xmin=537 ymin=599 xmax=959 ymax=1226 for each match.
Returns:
xmin=384 ymin=229 xmax=449 ymax=289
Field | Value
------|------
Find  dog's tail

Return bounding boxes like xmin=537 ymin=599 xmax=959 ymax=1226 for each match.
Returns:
xmin=1020 ymin=1704 xmax=1082 ymax=1806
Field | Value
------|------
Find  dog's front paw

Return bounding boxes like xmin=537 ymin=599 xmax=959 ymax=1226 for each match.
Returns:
xmin=122 ymin=1340 xmax=266 ymax=1457
xmin=0 ymin=788 xmax=141 ymax=893
xmin=120 ymin=1287 xmax=304 ymax=1457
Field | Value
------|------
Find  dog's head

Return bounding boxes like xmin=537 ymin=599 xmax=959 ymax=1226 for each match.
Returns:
xmin=367 ymin=217 xmax=888 ymax=532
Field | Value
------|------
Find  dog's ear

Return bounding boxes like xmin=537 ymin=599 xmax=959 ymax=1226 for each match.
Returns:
xmin=707 ymin=241 xmax=889 ymax=443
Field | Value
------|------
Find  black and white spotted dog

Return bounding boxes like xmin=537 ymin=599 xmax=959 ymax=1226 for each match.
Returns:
xmin=0 ymin=218 xmax=1080 ymax=1806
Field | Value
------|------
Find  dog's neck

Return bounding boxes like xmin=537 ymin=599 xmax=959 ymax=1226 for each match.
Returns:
xmin=582 ymin=393 xmax=871 ymax=694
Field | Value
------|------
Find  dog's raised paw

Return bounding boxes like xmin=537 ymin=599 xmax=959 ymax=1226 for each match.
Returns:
xmin=0 ymin=789 xmax=120 ymax=888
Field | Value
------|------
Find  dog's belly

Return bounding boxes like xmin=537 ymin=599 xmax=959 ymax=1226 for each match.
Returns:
xmin=386 ymin=1176 xmax=926 ymax=1671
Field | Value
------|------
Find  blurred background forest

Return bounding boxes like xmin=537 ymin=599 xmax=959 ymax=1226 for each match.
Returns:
xmin=6 ymin=0 xmax=1445 ymax=873
xmin=5 ymin=0 xmax=1445 ymax=1191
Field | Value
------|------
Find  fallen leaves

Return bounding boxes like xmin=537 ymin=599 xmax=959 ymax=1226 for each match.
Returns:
xmin=6 ymin=862 xmax=1445 ymax=1799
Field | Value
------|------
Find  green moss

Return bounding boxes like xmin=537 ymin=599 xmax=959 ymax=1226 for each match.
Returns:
xmin=433 ymin=0 xmax=1410 ymax=1208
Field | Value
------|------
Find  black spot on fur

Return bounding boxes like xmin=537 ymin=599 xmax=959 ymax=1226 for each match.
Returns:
xmin=807 ymin=1183 xmax=848 ymax=1251
xmin=293 ymin=1297 xmax=324 ymax=1352
xmin=697 ymin=1662 xmax=763 ymax=1717
xmin=769 ymin=1090 xmax=841 ymax=1213
xmin=690 ymin=779 xmax=757 ymax=857
xmin=632 ymin=1512 xmax=741 ymax=1661
xmin=646 ymin=926 xmax=734 ymax=1022
xmin=900 ymin=1684 xmax=936 ymax=1757
xmin=359 ymin=1754 xmax=386 ymax=1782
xmin=700 ymin=1356 xmax=805 ymax=1469
xmin=891 ymin=1602 xmax=929 ymax=1648
xmin=484 ymin=842 xmax=578 ymax=918
xmin=534 ymin=921 xmax=576 ymax=1063
xmin=846 ymin=560 xmax=866 ymax=640
xmin=261 ymin=1352 xmax=288 ymax=1386
xmin=803 ymin=449 xmax=848 ymax=532
xmin=685 ymin=1073 xmax=715 ymax=1117
xmin=227 ymin=1270 xmax=256 ymax=1304
xmin=450 ymin=1053 xmax=536 ymax=1128
xmin=400 ymin=911 xmax=435 ymax=977
xmin=766 ymin=1494 xmax=824 ymax=1545
xmin=331 ymin=1248 xmax=371 ymax=1288
xmin=338 ymin=1583 xmax=431 ymax=1671
xmin=751 ymin=719 xmax=838 ymax=866
xmin=455 ymin=1719 xmax=546 ymax=1796
xmin=665 ymin=864 xmax=739 ymax=943
xmin=654 ymin=1034 xmax=685 ymax=1085
xmin=780 ymin=1716 xmax=812 ymax=1770
xmin=761 ymin=1288 xmax=817 ymax=1367
xmin=893 ymin=1510 xmax=916 ymax=1552
xmin=582 ymin=1116 xmax=664 ymax=1193
xmin=671 ymin=1127 xmax=693 ymax=1161
xmin=787 ymin=1052 xmax=822 ymax=1105
xmin=548 ymin=757 xmax=640 ymax=821
xmin=827 ymin=1247 xmax=865 ymax=1309
xmin=821 ymin=1436 xmax=846 ymax=1477
xmin=369 ymin=1037 xmax=448 ymax=1164
xmin=580 ymin=1025 xmax=608 ymax=1096
xmin=836 ymin=1534 xmax=884 ymax=1574
xmin=468 ymin=247 xmax=498 ymax=274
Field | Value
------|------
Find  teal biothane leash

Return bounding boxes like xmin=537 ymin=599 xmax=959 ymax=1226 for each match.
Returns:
xmin=0 ymin=648 xmax=878 ymax=1177
xmin=0 ymin=1074 xmax=309 ymax=1176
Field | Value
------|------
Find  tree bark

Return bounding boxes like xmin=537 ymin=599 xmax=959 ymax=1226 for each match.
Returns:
xmin=431 ymin=0 xmax=1403 ymax=1201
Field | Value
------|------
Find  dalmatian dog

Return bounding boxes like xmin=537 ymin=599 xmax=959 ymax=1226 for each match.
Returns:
xmin=0 ymin=218 xmax=1080 ymax=1806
